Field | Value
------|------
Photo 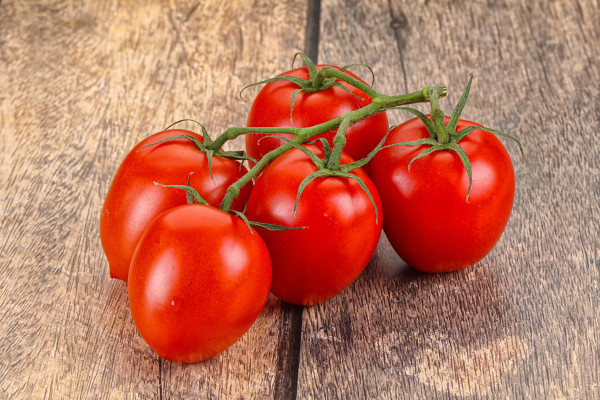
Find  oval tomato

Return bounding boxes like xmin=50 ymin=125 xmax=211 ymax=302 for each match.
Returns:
xmin=245 ymin=65 xmax=389 ymax=173
xmin=128 ymin=204 xmax=272 ymax=363
xmin=245 ymin=144 xmax=382 ymax=305
xmin=100 ymin=129 xmax=252 ymax=282
xmin=370 ymin=116 xmax=515 ymax=273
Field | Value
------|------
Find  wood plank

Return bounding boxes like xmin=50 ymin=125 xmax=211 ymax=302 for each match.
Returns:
xmin=297 ymin=0 xmax=600 ymax=398
xmin=0 ymin=0 xmax=307 ymax=398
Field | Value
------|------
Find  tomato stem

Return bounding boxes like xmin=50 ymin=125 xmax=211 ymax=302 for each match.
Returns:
xmin=430 ymin=89 xmax=449 ymax=144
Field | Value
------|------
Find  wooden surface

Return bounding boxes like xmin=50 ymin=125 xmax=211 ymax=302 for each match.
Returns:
xmin=1 ymin=0 xmax=598 ymax=399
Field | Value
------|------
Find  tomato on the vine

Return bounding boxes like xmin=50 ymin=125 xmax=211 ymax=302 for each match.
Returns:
xmin=370 ymin=116 xmax=516 ymax=273
xmin=245 ymin=64 xmax=389 ymax=173
xmin=128 ymin=204 xmax=272 ymax=363
xmin=245 ymin=144 xmax=382 ymax=305
xmin=100 ymin=129 xmax=252 ymax=282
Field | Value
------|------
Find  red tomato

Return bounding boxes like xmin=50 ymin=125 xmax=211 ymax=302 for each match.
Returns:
xmin=100 ymin=129 xmax=252 ymax=282
xmin=245 ymin=144 xmax=382 ymax=305
xmin=245 ymin=65 xmax=389 ymax=174
xmin=370 ymin=117 xmax=515 ymax=273
xmin=128 ymin=204 xmax=272 ymax=363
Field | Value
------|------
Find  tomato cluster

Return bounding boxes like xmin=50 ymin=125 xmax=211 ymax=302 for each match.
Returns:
xmin=100 ymin=57 xmax=520 ymax=363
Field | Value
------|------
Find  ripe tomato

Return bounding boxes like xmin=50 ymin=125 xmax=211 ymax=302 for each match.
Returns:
xmin=245 ymin=65 xmax=389 ymax=173
xmin=370 ymin=116 xmax=515 ymax=273
xmin=100 ymin=129 xmax=252 ymax=282
xmin=245 ymin=144 xmax=382 ymax=305
xmin=128 ymin=204 xmax=272 ymax=363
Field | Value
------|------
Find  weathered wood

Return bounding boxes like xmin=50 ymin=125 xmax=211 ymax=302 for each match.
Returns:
xmin=0 ymin=0 xmax=307 ymax=398
xmin=1 ymin=0 xmax=599 ymax=398
xmin=297 ymin=0 xmax=600 ymax=399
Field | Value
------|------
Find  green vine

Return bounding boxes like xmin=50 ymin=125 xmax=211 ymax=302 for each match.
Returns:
xmin=218 ymin=83 xmax=445 ymax=211
xmin=151 ymin=53 xmax=449 ymax=213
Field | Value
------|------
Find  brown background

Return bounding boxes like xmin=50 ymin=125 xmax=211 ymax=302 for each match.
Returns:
xmin=1 ymin=0 xmax=599 ymax=399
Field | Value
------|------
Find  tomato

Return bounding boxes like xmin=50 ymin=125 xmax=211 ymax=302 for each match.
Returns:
xmin=370 ymin=116 xmax=515 ymax=273
xmin=245 ymin=65 xmax=389 ymax=174
xmin=245 ymin=144 xmax=382 ymax=305
xmin=128 ymin=204 xmax=271 ymax=363
xmin=100 ymin=129 xmax=252 ymax=282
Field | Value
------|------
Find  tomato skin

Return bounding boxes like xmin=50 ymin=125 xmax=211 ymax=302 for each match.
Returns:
xmin=100 ymin=129 xmax=252 ymax=282
xmin=128 ymin=204 xmax=272 ymax=363
xmin=370 ymin=117 xmax=515 ymax=273
xmin=245 ymin=65 xmax=389 ymax=174
xmin=245 ymin=144 xmax=382 ymax=305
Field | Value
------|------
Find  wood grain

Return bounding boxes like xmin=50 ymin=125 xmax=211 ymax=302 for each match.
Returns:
xmin=298 ymin=0 xmax=600 ymax=399
xmin=1 ymin=0 xmax=599 ymax=399
xmin=0 ymin=0 xmax=307 ymax=398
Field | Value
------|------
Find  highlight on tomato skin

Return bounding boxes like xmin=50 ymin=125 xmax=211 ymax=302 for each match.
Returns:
xmin=100 ymin=129 xmax=252 ymax=283
xmin=127 ymin=204 xmax=272 ymax=363
xmin=245 ymin=144 xmax=383 ymax=306
xmin=370 ymin=117 xmax=515 ymax=273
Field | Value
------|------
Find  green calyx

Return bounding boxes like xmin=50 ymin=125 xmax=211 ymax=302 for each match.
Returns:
xmin=139 ymin=119 xmax=255 ymax=183
xmin=260 ymin=135 xmax=380 ymax=224
xmin=231 ymin=210 xmax=307 ymax=235
xmin=240 ymin=53 xmax=376 ymax=124
xmin=389 ymin=74 xmax=524 ymax=202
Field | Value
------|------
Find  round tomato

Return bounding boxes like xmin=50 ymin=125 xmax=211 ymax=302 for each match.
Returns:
xmin=370 ymin=116 xmax=515 ymax=273
xmin=100 ymin=129 xmax=252 ymax=282
xmin=245 ymin=144 xmax=382 ymax=305
xmin=245 ymin=65 xmax=389 ymax=174
xmin=128 ymin=204 xmax=272 ymax=363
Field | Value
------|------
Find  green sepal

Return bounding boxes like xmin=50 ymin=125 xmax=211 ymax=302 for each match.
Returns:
xmin=444 ymin=142 xmax=473 ymax=202
xmin=407 ymin=144 xmax=445 ymax=171
xmin=305 ymin=137 xmax=333 ymax=164
xmin=201 ymin=125 xmax=213 ymax=147
xmin=340 ymin=125 xmax=394 ymax=172
xmin=447 ymin=74 xmax=473 ymax=135
xmin=231 ymin=210 xmax=256 ymax=235
xmin=339 ymin=63 xmax=375 ymax=87
xmin=185 ymin=172 xmax=194 ymax=204
xmin=394 ymin=107 xmax=436 ymax=139
xmin=382 ymin=138 xmax=440 ymax=151
xmin=295 ymin=52 xmax=319 ymax=81
xmin=454 ymin=125 xmax=525 ymax=162
xmin=222 ymin=150 xmax=247 ymax=158
xmin=294 ymin=169 xmax=330 ymax=216
xmin=153 ymin=181 xmax=208 ymax=206
xmin=258 ymin=135 xmax=324 ymax=169
xmin=331 ymin=81 xmax=365 ymax=101
xmin=239 ymin=75 xmax=309 ymax=101
xmin=163 ymin=119 xmax=209 ymax=133
xmin=249 ymin=221 xmax=307 ymax=231
xmin=289 ymin=88 xmax=303 ymax=123
xmin=205 ymin=149 xmax=215 ymax=183
xmin=137 ymin=134 xmax=205 ymax=153
xmin=217 ymin=150 xmax=257 ymax=164
xmin=231 ymin=210 xmax=306 ymax=235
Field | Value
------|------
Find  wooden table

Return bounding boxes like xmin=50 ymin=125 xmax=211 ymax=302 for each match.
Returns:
xmin=1 ymin=0 xmax=599 ymax=398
